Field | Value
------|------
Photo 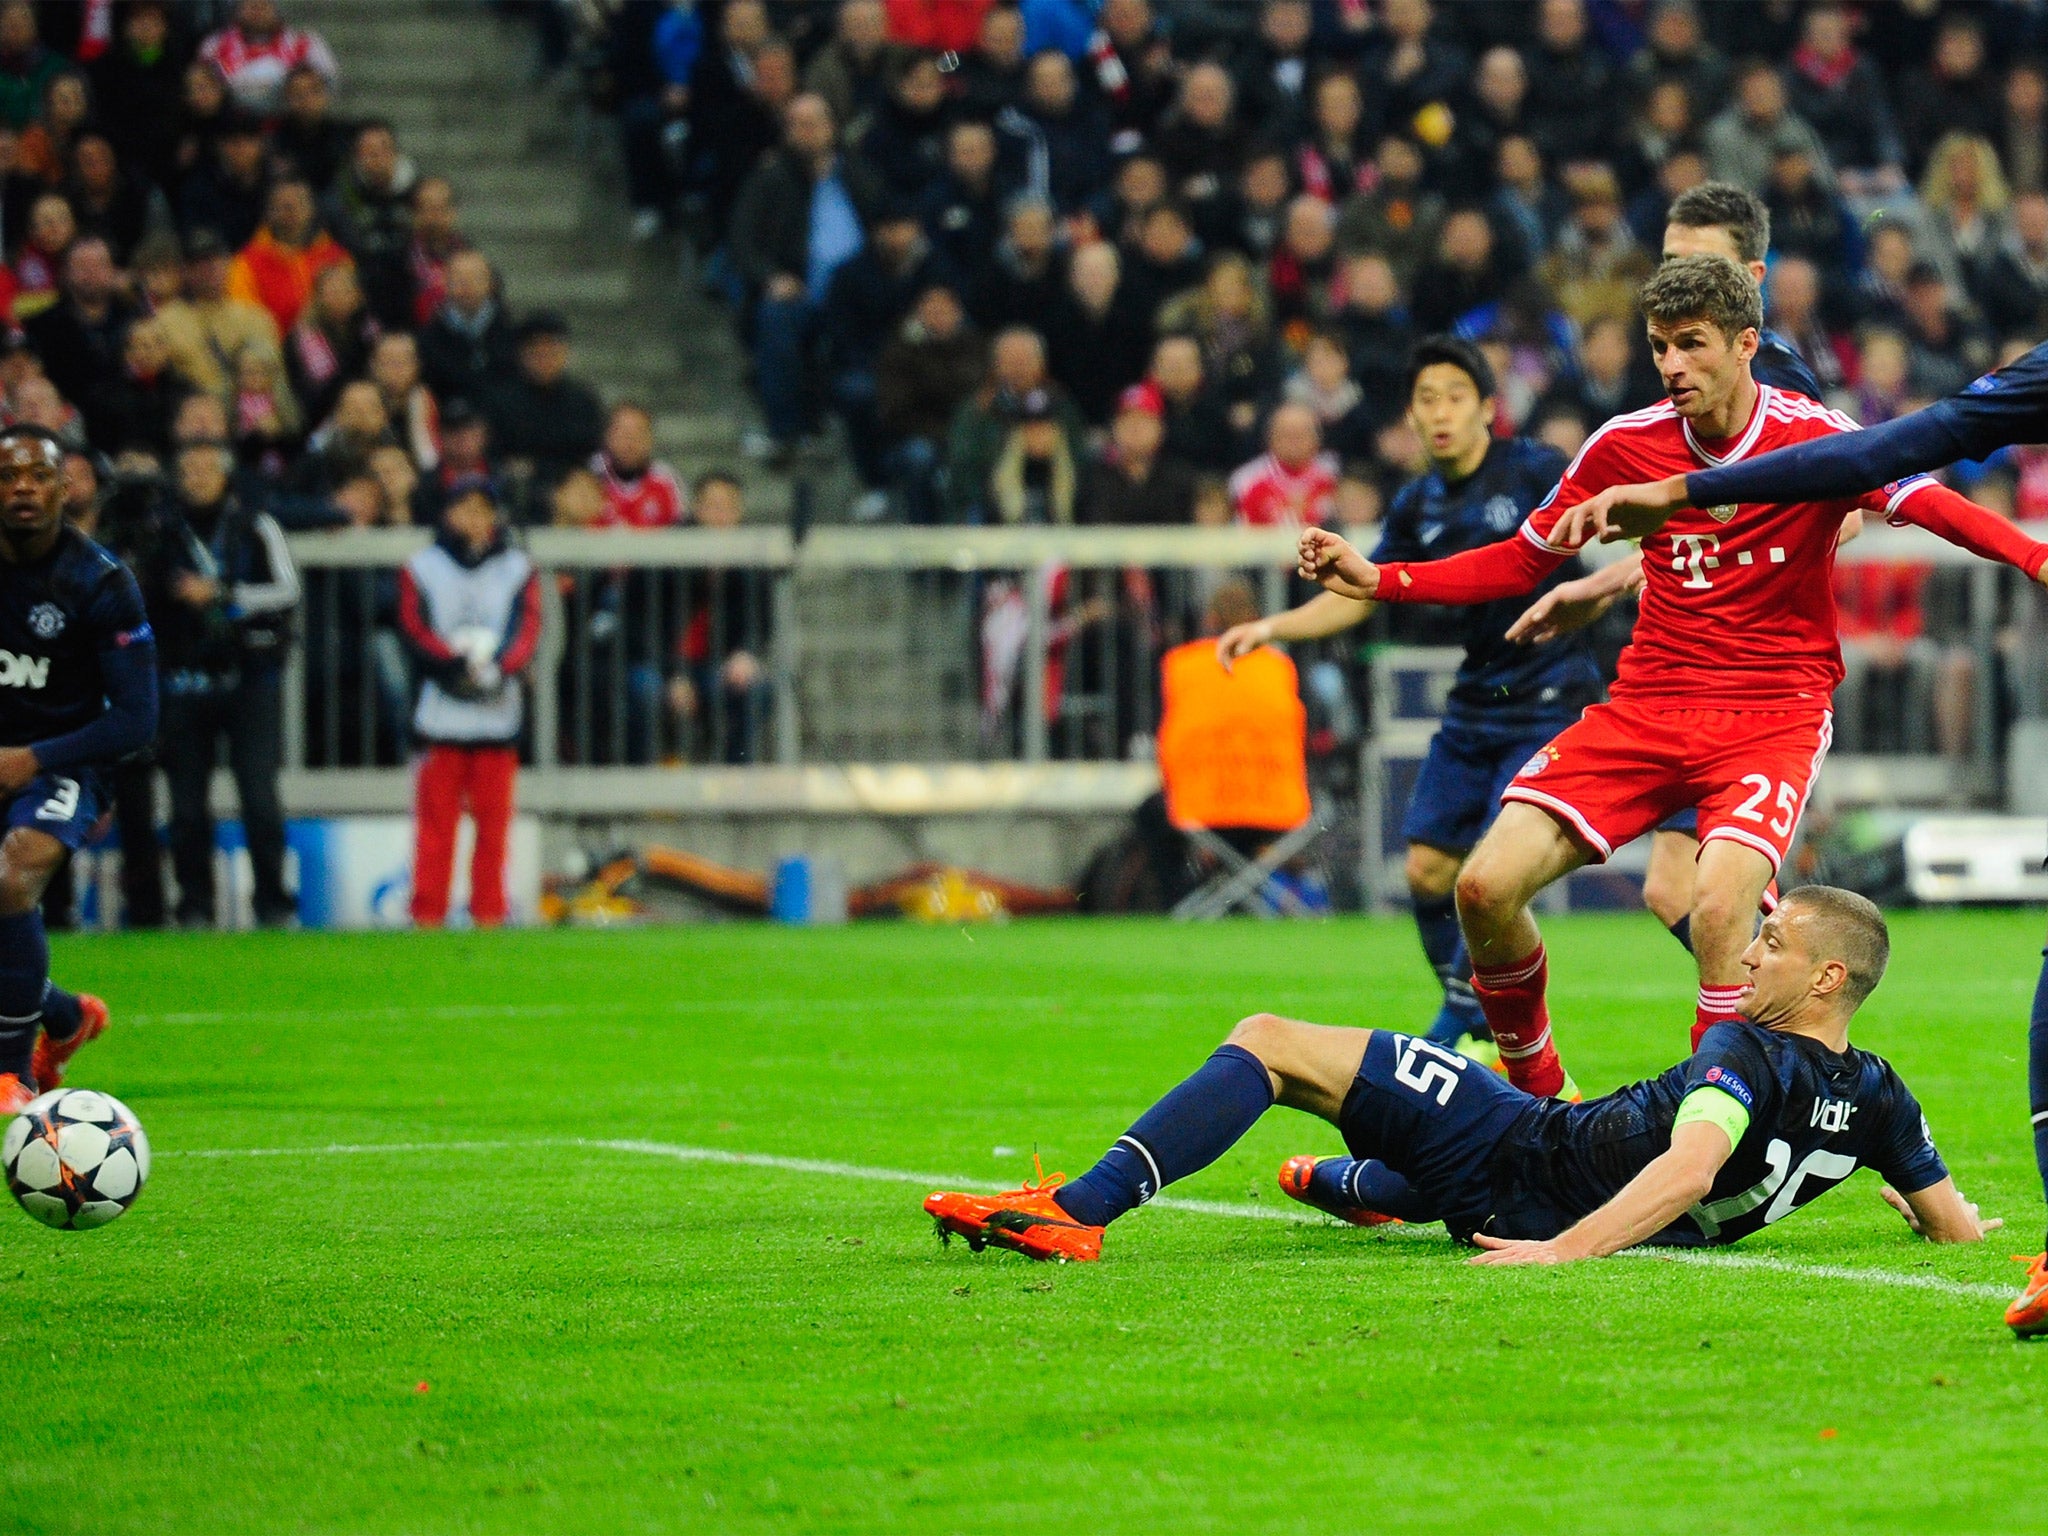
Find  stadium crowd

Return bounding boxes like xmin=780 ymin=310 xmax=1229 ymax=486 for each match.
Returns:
xmin=588 ymin=0 xmax=2048 ymax=756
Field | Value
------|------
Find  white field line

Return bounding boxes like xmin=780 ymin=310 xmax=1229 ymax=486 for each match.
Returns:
xmin=159 ymin=1137 xmax=2015 ymax=1300
xmin=123 ymin=994 xmax=1214 ymax=1027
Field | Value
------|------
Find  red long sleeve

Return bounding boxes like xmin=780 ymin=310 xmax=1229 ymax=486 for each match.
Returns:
xmin=1888 ymin=483 xmax=2048 ymax=578
xmin=1374 ymin=531 xmax=1567 ymax=604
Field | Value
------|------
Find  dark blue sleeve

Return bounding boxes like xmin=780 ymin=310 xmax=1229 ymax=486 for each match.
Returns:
xmin=1868 ymin=1072 xmax=1949 ymax=1195
xmin=1370 ymin=484 xmax=1421 ymax=562
xmin=33 ymin=568 xmax=158 ymax=772
xmin=1681 ymin=1024 xmax=1775 ymax=1121
xmin=1686 ymin=343 xmax=2048 ymax=506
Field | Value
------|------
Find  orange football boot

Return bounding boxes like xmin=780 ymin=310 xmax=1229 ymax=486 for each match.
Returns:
xmin=925 ymin=1162 xmax=1103 ymax=1262
xmin=31 ymin=993 xmax=107 ymax=1096
xmin=0 ymin=1072 xmax=33 ymax=1115
xmin=2005 ymin=1254 xmax=2048 ymax=1338
xmin=1277 ymin=1154 xmax=1401 ymax=1227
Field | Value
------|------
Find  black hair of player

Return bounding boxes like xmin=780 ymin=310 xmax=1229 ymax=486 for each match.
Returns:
xmin=0 ymin=423 xmax=64 ymax=461
xmin=1665 ymin=182 xmax=1772 ymax=266
xmin=1404 ymin=336 xmax=1497 ymax=403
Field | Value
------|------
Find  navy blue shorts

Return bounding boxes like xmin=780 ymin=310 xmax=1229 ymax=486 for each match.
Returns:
xmin=1336 ymin=1029 xmax=1538 ymax=1242
xmin=3 ymin=769 xmax=107 ymax=851
xmin=1657 ymin=806 xmax=1698 ymax=836
xmin=1401 ymin=723 xmax=1567 ymax=854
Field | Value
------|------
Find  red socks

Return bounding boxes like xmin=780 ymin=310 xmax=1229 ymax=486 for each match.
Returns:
xmin=1692 ymin=985 xmax=1745 ymax=1050
xmin=1472 ymin=945 xmax=1565 ymax=1098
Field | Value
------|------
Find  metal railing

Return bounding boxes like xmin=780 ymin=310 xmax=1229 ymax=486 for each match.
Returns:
xmin=282 ymin=520 xmax=2048 ymax=806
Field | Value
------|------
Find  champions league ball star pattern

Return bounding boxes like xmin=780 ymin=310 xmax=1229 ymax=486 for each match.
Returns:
xmin=3 ymin=1089 xmax=149 ymax=1230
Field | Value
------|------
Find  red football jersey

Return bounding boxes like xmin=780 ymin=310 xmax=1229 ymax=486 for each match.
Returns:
xmin=1229 ymin=451 xmax=1338 ymax=527
xmin=1523 ymin=386 xmax=1935 ymax=708
xmin=592 ymin=456 xmax=687 ymax=530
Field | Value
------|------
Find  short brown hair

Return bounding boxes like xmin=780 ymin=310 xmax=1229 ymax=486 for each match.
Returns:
xmin=1666 ymin=182 xmax=1771 ymax=265
xmin=1779 ymin=885 xmax=1890 ymax=1008
xmin=1639 ymin=253 xmax=1763 ymax=343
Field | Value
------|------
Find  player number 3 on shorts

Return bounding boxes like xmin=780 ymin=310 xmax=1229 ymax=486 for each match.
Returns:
xmin=1393 ymin=1034 xmax=1469 ymax=1105
xmin=33 ymin=777 xmax=78 ymax=823
xmin=1733 ymin=774 xmax=1801 ymax=838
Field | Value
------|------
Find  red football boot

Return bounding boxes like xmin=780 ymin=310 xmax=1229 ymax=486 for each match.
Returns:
xmin=31 ymin=993 xmax=108 ymax=1096
xmin=925 ymin=1163 xmax=1103 ymax=1263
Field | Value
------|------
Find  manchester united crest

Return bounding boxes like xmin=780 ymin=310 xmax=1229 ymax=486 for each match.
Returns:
xmin=26 ymin=603 xmax=64 ymax=639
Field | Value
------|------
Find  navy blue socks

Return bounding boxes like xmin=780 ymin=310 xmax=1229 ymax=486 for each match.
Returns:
xmin=1416 ymin=894 xmax=1489 ymax=1045
xmin=1306 ymin=1156 xmax=1440 ymax=1224
xmin=0 ymin=909 xmax=47 ymax=1079
xmin=1054 ymin=1044 xmax=1275 ymax=1227
xmin=40 ymin=984 xmax=80 ymax=1043
xmin=1666 ymin=914 xmax=1694 ymax=954
xmin=2031 ymin=948 xmax=2048 ymax=1250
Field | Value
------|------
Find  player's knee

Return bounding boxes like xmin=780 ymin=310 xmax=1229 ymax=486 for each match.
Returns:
xmin=1226 ymin=1012 xmax=1290 ymax=1065
xmin=1404 ymin=846 xmax=1458 ymax=902
xmin=1453 ymin=858 xmax=1509 ymax=924
xmin=1688 ymin=877 xmax=1751 ymax=939
xmin=0 ymin=830 xmax=59 ymax=914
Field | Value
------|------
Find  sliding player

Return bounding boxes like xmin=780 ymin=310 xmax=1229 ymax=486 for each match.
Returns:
xmin=1218 ymin=338 xmax=1599 ymax=1059
xmin=0 ymin=426 xmax=156 ymax=1110
xmin=1298 ymin=256 xmax=2048 ymax=1102
xmin=1561 ymin=319 xmax=2048 ymax=1338
xmin=925 ymin=886 xmax=1998 ymax=1261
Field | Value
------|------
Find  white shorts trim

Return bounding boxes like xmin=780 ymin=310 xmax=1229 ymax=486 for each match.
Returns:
xmin=1701 ymin=824 xmax=1788 ymax=873
xmin=1500 ymin=785 xmax=1615 ymax=860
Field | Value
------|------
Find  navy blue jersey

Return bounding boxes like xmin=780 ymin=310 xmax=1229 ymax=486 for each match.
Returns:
xmin=1493 ymin=1022 xmax=1947 ymax=1247
xmin=1687 ymin=340 xmax=2048 ymax=507
xmin=0 ymin=526 xmax=156 ymax=771
xmin=1371 ymin=437 xmax=1604 ymax=733
xmin=1753 ymin=327 xmax=1827 ymax=402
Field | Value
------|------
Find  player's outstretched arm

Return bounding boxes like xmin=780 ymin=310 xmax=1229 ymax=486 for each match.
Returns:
xmin=1685 ymin=401 xmax=1974 ymax=510
xmin=1880 ymin=1178 xmax=2002 ymax=1243
xmin=1297 ymin=528 xmax=1380 ymax=600
xmin=1468 ymin=1120 xmax=1734 ymax=1265
xmin=1505 ymin=552 xmax=1645 ymax=645
xmin=1553 ymin=476 xmax=1692 ymax=548
xmin=1217 ymin=590 xmax=1373 ymax=670
xmin=1887 ymin=483 xmax=2048 ymax=587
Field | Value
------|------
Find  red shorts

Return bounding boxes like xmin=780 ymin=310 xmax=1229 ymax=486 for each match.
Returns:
xmin=1500 ymin=700 xmax=1833 ymax=873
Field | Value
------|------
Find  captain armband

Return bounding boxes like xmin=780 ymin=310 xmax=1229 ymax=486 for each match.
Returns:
xmin=1673 ymin=1084 xmax=1751 ymax=1149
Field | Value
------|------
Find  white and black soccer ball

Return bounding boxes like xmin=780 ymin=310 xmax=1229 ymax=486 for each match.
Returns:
xmin=3 ymin=1089 xmax=149 ymax=1230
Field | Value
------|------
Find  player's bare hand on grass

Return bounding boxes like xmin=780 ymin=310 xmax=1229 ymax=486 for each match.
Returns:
xmin=1298 ymin=528 xmax=1378 ymax=600
xmin=1215 ymin=619 xmax=1272 ymax=670
xmin=1880 ymin=1183 xmax=2002 ymax=1238
xmin=1467 ymin=1233 xmax=1580 ymax=1266
xmin=1555 ymin=476 xmax=1693 ymax=548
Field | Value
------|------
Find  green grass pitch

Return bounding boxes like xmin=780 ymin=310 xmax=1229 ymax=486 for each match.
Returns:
xmin=9 ymin=909 xmax=2047 ymax=1534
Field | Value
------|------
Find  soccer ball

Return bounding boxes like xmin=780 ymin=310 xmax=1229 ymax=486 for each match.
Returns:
xmin=2 ymin=1089 xmax=149 ymax=1230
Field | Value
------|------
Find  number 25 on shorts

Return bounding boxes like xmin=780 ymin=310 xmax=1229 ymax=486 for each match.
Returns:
xmin=1733 ymin=774 xmax=1800 ymax=838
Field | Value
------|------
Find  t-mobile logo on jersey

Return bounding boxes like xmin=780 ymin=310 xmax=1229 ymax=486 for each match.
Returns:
xmin=1670 ymin=533 xmax=1720 ymax=589
xmin=0 ymin=649 xmax=49 ymax=689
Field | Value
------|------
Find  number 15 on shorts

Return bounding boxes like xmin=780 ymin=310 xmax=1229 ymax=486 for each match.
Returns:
xmin=1392 ymin=1034 xmax=1469 ymax=1105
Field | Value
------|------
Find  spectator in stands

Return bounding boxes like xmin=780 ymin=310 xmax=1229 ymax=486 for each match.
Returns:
xmin=1975 ymin=191 xmax=2048 ymax=338
xmin=1855 ymin=220 xmax=1915 ymax=328
xmin=988 ymin=386 xmax=1077 ymax=525
xmin=943 ymin=324 xmax=1079 ymax=522
xmin=1005 ymin=49 xmax=1111 ymax=214
xmin=1116 ymin=198 xmax=1203 ymax=330
xmin=1295 ymin=69 xmax=1371 ymax=206
xmin=1524 ymin=0 xmax=1615 ymax=166
xmin=18 ymin=69 xmax=92 ymax=186
xmin=969 ymin=192 xmax=1064 ymax=335
xmin=1267 ymin=195 xmax=1338 ymax=331
xmin=1536 ymin=312 xmax=1659 ymax=426
xmin=368 ymin=330 xmax=438 ymax=472
xmin=1898 ymin=261 xmax=1979 ymax=399
xmin=404 ymin=176 xmax=465 ymax=329
xmin=178 ymin=110 xmax=268 ymax=251
xmin=155 ymin=227 xmax=279 ymax=405
xmin=23 ymin=236 xmax=134 ymax=449
xmin=2002 ymin=62 xmax=2048 ymax=200
xmin=199 ymin=0 xmax=337 ymax=118
xmin=592 ymin=402 xmax=685 ymax=528
xmin=1489 ymin=136 xmax=1565 ymax=275
xmin=285 ymin=260 xmax=374 ymax=426
xmin=230 ymin=342 xmax=301 ymax=477
xmin=823 ymin=198 xmax=945 ymax=500
xmin=1704 ymin=57 xmax=1834 ymax=197
xmin=273 ymin=62 xmax=351 ymax=195
xmin=1153 ymin=63 xmax=1245 ymax=218
xmin=1361 ymin=0 xmax=1465 ymax=150
xmin=1918 ymin=133 xmax=2009 ymax=302
xmin=1410 ymin=206 xmax=1510 ymax=335
xmin=228 ymin=177 xmax=350 ymax=337
xmin=484 ymin=311 xmax=605 ymax=510
xmin=68 ymin=132 xmax=170 ymax=267
xmin=1149 ymin=332 xmax=1236 ymax=475
xmin=400 ymin=475 xmax=541 ymax=930
xmin=851 ymin=50 xmax=950 ymax=207
xmin=1898 ymin=13 xmax=1999 ymax=177
xmin=1850 ymin=325 xmax=1913 ymax=426
xmin=1082 ymin=380 xmax=1194 ymax=525
xmin=607 ymin=0 xmax=699 ymax=241
xmin=143 ymin=431 xmax=298 ymax=927
xmin=432 ymin=397 xmax=491 ymax=506
xmin=1763 ymin=147 xmax=1855 ymax=292
xmin=728 ymin=93 xmax=870 ymax=461
xmin=1158 ymin=252 xmax=1278 ymax=440
xmin=1618 ymin=78 xmax=1697 ymax=206
xmin=173 ymin=60 xmax=229 ymax=183
xmin=672 ymin=470 xmax=770 ymax=764
xmin=1623 ymin=0 xmax=1728 ymax=122
xmin=805 ymin=0 xmax=895 ymax=129
xmin=293 ymin=377 xmax=388 ymax=498
xmin=923 ymin=120 xmax=1006 ymax=280
xmin=89 ymin=0 xmax=185 ymax=194
xmin=875 ymin=282 xmax=983 ymax=524
xmin=322 ymin=118 xmax=414 ymax=329
xmin=1763 ymin=255 xmax=1847 ymax=395
xmin=0 ymin=2 xmax=61 ymax=131
xmin=1046 ymin=240 xmax=1148 ymax=427
xmin=1229 ymin=402 xmax=1335 ymax=527
xmin=1093 ymin=0 xmax=1176 ymax=139
xmin=102 ymin=315 xmax=186 ymax=460
xmin=1335 ymin=135 xmax=1442 ymax=289
xmin=1234 ymin=0 xmax=1314 ymax=131
xmin=1282 ymin=331 xmax=1370 ymax=459
xmin=131 ymin=230 xmax=183 ymax=311
xmin=955 ymin=3 xmax=1026 ymax=120
xmin=1540 ymin=165 xmax=1656 ymax=330
xmin=418 ymin=249 xmax=514 ymax=403
xmin=1787 ymin=2 xmax=1904 ymax=204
